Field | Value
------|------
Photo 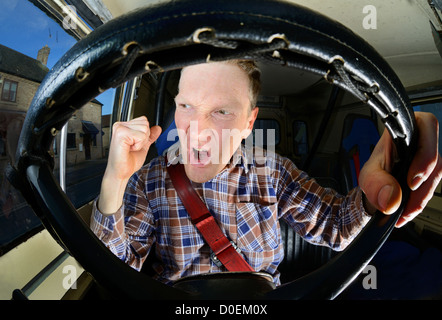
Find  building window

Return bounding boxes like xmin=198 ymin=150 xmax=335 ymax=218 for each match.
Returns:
xmin=67 ymin=133 xmax=76 ymax=149
xmin=1 ymin=79 xmax=18 ymax=102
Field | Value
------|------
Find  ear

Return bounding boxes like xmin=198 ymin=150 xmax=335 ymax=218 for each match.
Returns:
xmin=243 ymin=107 xmax=259 ymax=139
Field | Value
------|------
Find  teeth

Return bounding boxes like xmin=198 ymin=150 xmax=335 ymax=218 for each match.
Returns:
xmin=192 ymin=147 xmax=209 ymax=162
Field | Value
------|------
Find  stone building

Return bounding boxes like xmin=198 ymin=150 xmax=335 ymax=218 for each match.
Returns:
xmin=101 ymin=114 xmax=111 ymax=157
xmin=0 ymin=44 xmax=50 ymax=171
xmin=0 ymin=44 xmax=104 ymax=170
xmin=0 ymin=44 xmax=104 ymax=246
xmin=59 ymin=100 xmax=103 ymax=166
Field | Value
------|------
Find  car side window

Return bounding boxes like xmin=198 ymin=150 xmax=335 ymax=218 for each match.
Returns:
xmin=0 ymin=0 xmax=113 ymax=255
xmin=252 ymin=118 xmax=280 ymax=147
xmin=293 ymin=120 xmax=308 ymax=157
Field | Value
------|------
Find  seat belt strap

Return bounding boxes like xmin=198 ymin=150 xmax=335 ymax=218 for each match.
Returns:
xmin=166 ymin=160 xmax=254 ymax=272
xmin=352 ymin=151 xmax=361 ymax=182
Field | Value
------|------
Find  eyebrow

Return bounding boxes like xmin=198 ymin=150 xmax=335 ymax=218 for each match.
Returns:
xmin=175 ymin=94 xmax=239 ymax=112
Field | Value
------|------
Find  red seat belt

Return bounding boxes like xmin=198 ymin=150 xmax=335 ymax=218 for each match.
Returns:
xmin=352 ymin=151 xmax=360 ymax=182
xmin=166 ymin=160 xmax=254 ymax=272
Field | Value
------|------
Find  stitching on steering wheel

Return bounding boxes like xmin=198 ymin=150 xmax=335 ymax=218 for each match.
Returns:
xmin=40 ymin=9 xmax=407 ymax=120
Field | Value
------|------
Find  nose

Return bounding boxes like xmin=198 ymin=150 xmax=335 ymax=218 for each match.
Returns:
xmin=188 ymin=114 xmax=213 ymax=146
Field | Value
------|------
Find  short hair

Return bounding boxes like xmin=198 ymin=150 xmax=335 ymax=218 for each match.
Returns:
xmin=227 ymin=59 xmax=261 ymax=109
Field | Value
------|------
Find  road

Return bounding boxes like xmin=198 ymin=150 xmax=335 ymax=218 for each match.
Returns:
xmin=64 ymin=159 xmax=107 ymax=208
xmin=0 ymin=159 xmax=107 ymax=253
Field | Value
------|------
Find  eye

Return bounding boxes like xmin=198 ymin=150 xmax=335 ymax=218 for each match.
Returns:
xmin=178 ymin=104 xmax=192 ymax=110
xmin=216 ymin=109 xmax=231 ymax=115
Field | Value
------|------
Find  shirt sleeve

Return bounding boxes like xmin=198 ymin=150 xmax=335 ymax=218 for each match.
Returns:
xmin=277 ymin=157 xmax=372 ymax=251
xmin=90 ymin=171 xmax=155 ymax=271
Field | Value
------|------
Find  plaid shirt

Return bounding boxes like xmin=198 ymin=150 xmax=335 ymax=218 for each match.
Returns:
xmin=91 ymin=143 xmax=371 ymax=285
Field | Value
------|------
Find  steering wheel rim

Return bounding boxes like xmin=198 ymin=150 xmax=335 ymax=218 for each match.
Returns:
xmin=7 ymin=0 xmax=417 ymax=299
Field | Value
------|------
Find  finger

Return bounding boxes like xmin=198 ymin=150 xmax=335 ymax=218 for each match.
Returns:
xmin=128 ymin=115 xmax=148 ymax=123
xmin=117 ymin=116 xmax=150 ymax=133
xmin=126 ymin=129 xmax=150 ymax=151
xmin=397 ymin=153 xmax=442 ymax=227
xmin=120 ymin=116 xmax=149 ymax=128
xmin=112 ymin=122 xmax=148 ymax=150
xmin=407 ymin=112 xmax=439 ymax=191
xmin=131 ymin=125 xmax=162 ymax=151
xmin=360 ymin=162 xmax=402 ymax=215
xmin=121 ymin=123 xmax=150 ymax=135
xmin=359 ymin=130 xmax=402 ymax=214
xmin=148 ymin=125 xmax=162 ymax=145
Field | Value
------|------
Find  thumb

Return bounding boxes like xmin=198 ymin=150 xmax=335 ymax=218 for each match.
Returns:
xmin=148 ymin=125 xmax=162 ymax=146
xmin=359 ymin=130 xmax=402 ymax=214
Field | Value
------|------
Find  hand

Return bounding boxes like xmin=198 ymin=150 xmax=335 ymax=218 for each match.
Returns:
xmin=359 ymin=112 xmax=442 ymax=227
xmin=98 ymin=116 xmax=162 ymax=214
xmin=106 ymin=116 xmax=162 ymax=181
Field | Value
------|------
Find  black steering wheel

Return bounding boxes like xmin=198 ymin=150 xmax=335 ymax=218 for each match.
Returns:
xmin=7 ymin=0 xmax=417 ymax=299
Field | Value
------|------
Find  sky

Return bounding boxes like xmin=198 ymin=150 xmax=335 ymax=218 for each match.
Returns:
xmin=0 ymin=0 xmax=114 ymax=114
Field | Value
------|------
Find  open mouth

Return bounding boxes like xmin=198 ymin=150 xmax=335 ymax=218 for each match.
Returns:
xmin=190 ymin=147 xmax=211 ymax=165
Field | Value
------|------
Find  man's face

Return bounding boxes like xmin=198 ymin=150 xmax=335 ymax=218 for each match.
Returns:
xmin=174 ymin=62 xmax=259 ymax=183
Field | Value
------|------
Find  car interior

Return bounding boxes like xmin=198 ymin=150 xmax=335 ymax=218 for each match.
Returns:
xmin=1 ymin=0 xmax=442 ymax=301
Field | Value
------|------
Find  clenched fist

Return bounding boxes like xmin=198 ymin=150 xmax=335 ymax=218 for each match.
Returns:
xmin=98 ymin=116 xmax=162 ymax=214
